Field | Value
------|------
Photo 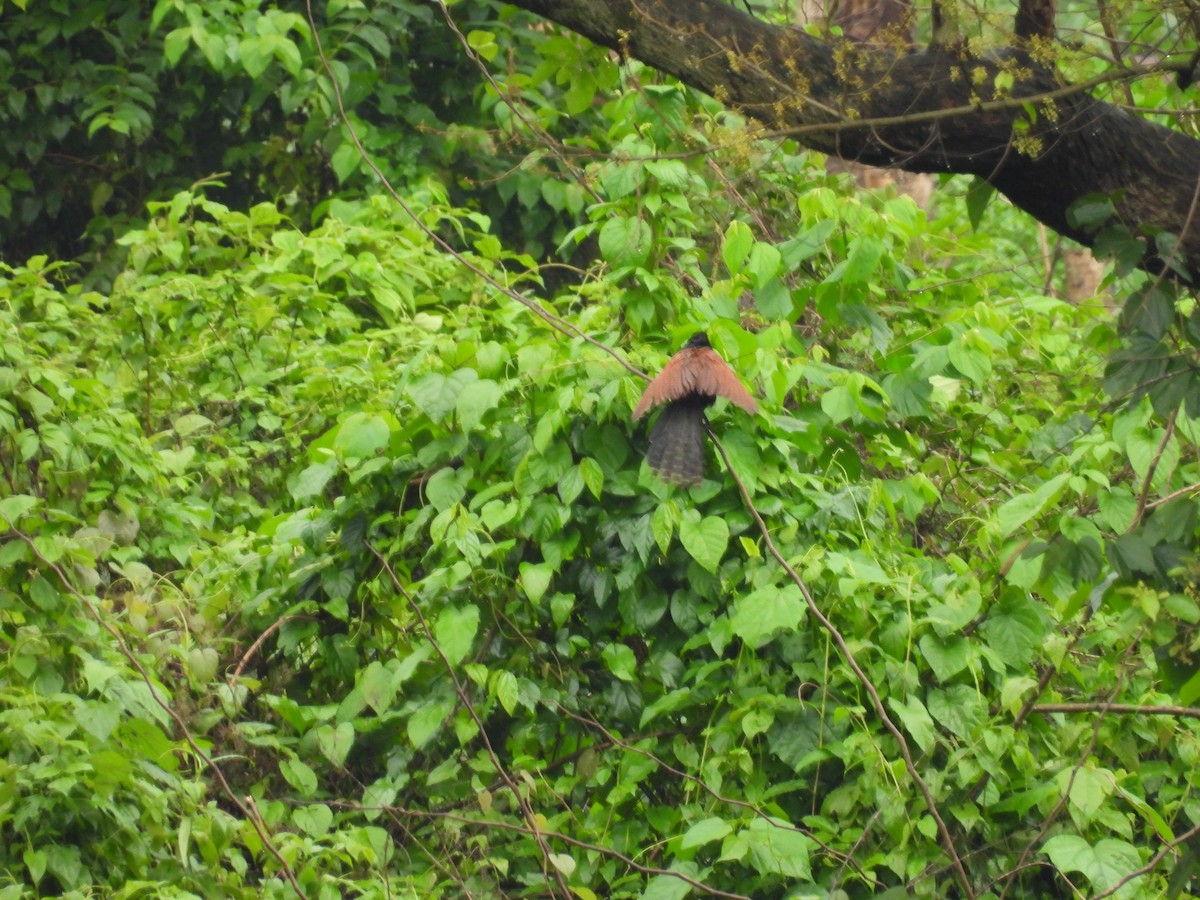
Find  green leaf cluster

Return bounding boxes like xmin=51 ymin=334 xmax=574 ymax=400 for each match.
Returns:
xmin=0 ymin=0 xmax=542 ymax=279
xmin=1 ymin=7 xmax=1200 ymax=899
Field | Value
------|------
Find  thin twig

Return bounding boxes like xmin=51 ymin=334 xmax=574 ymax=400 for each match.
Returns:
xmin=1096 ymin=0 xmax=1137 ymax=106
xmin=303 ymin=0 xmax=647 ymax=383
xmin=705 ymin=433 xmax=977 ymax=898
xmin=1034 ymin=702 xmax=1200 ymax=720
xmin=1091 ymin=817 xmax=1200 ymax=899
xmin=1143 ymin=479 xmax=1200 ymax=509
xmin=366 ymin=543 xmax=572 ymax=897
xmin=434 ymin=2 xmax=601 ymax=205
xmin=3 ymin=517 xmax=306 ymax=897
xmin=1130 ymin=408 xmax=1178 ymax=530
xmin=763 ymin=57 xmax=1194 ymax=143
xmin=229 ymin=614 xmax=302 ymax=685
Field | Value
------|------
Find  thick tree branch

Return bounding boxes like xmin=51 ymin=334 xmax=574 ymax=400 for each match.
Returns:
xmin=1015 ymin=0 xmax=1056 ymax=41
xmin=505 ymin=0 xmax=1200 ymax=282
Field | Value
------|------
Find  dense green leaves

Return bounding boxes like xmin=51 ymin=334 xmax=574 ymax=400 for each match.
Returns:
xmin=7 ymin=165 xmax=1197 ymax=894
xmin=2 ymin=3 xmax=1200 ymax=897
xmin=0 ymin=0 xmax=533 ymax=278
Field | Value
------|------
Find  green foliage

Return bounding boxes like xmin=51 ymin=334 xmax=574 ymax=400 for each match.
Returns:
xmin=2 ymin=4 xmax=1200 ymax=898
xmin=0 ymin=0 xmax=532 ymax=279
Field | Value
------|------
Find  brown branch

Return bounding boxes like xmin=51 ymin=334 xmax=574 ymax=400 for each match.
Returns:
xmin=1091 ymin=817 xmax=1200 ymax=899
xmin=1144 ymin=479 xmax=1200 ymax=509
xmin=1096 ymin=0 xmax=1135 ymax=105
xmin=228 ymin=614 xmax=303 ymax=685
xmin=1009 ymin=599 xmax=1099 ymax=731
xmin=1035 ymin=702 xmax=1200 ymax=720
xmin=503 ymin=0 xmax=1200 ymax=281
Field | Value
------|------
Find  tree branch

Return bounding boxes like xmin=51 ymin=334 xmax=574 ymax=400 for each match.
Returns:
xmin=1015 ymin=0 xmax=1056 ymax=41
xmin=1035 ymin=701 xmax=1200 ymax=719
xmin=504 ymin=0 xmax=1200 ymax=281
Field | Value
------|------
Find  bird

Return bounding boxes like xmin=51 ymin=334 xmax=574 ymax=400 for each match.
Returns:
xmin=632 ymin=332 xmax=758 ymax=486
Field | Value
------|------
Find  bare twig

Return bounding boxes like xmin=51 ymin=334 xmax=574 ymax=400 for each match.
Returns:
xmin=365 ymin=543 xmax=572 ymax=897
xmin=229 ymin=614 xmax=302 ymax=685
xmin=1096 ymin=0 xmax=1137 ymax=106
xmin=1130 ymin=408 xmax=1178 ymax=530
xmin=706 ymin=432 xmax=977 ymax=898
xmin=1144 ymin=480 xmax=1200 ymax=509
xmin=1034 ymin=702 xmax=1200 ymax=720
xmin=2 ymin=517 xmax=306 ymax=897
xmin=1091 ymin=817 xmax=1200 ymax=899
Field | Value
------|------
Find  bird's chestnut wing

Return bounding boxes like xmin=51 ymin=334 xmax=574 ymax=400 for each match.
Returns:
xmin=632 ymin=347 xmax=757 ymax=419
xmin=688 ymin=348 xmax=759 ymax=414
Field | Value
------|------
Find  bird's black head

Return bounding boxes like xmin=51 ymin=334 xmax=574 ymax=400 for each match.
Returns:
xmin=683 ymin=332 xmax=710 ymax=349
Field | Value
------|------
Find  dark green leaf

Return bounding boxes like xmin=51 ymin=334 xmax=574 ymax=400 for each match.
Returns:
xmin=980 ymin=592 xmax=1045 ymax=669
xmin=1066 ymin=195 xmax=1117 ymax=229
xmin=965 ymin=176 xmax=996 ymax=231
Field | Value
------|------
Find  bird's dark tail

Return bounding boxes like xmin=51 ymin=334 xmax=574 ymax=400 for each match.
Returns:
xmin=646 ymin=398 xmax=707 ymax=486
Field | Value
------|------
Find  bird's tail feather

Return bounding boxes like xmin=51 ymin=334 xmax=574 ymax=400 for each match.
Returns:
xmin=647 ymin=401 xmax=706 ymax=486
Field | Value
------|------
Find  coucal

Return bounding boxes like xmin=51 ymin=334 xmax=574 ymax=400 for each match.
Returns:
xmin=632 ymin=332 xmax=758 ymax=486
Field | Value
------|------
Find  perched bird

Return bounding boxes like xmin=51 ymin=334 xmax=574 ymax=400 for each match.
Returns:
xmin=632 ymin=332 xmax=758 ymax=486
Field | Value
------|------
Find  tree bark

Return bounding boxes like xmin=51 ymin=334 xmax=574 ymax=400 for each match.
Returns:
xmin=1015 ymin=0 xmax=1056 ymax=40
xmin=827 ymin=0 xmax=913 ymax=45
xmin=505 ymin=0 xmax=1200 ymax=282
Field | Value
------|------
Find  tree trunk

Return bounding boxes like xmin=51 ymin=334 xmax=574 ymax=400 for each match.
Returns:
xmin=506 ymin=0 xmax=1200 ymax=282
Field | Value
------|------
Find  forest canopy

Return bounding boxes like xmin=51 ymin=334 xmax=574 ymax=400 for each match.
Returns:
xmin=1 ymin=0 xmax=1200 ymax=897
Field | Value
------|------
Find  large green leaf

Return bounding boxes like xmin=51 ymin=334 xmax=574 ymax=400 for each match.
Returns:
xmin=993 ymin=472 xmax=1071 ymax=537
xmin=679 ymin=513 xmax=729 ymax=573
xmin=599 ymin=215 xmax=652 ymax=267
xmin=730 ymin=584 xmax=804 ymax=647
xmin=434 ymin=604 xmax=479 ymax=667
xmin=1042 ymin=835 xmax=1144 ymax=899
xmin=743 ymin=817 xmax=812 ymax=879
